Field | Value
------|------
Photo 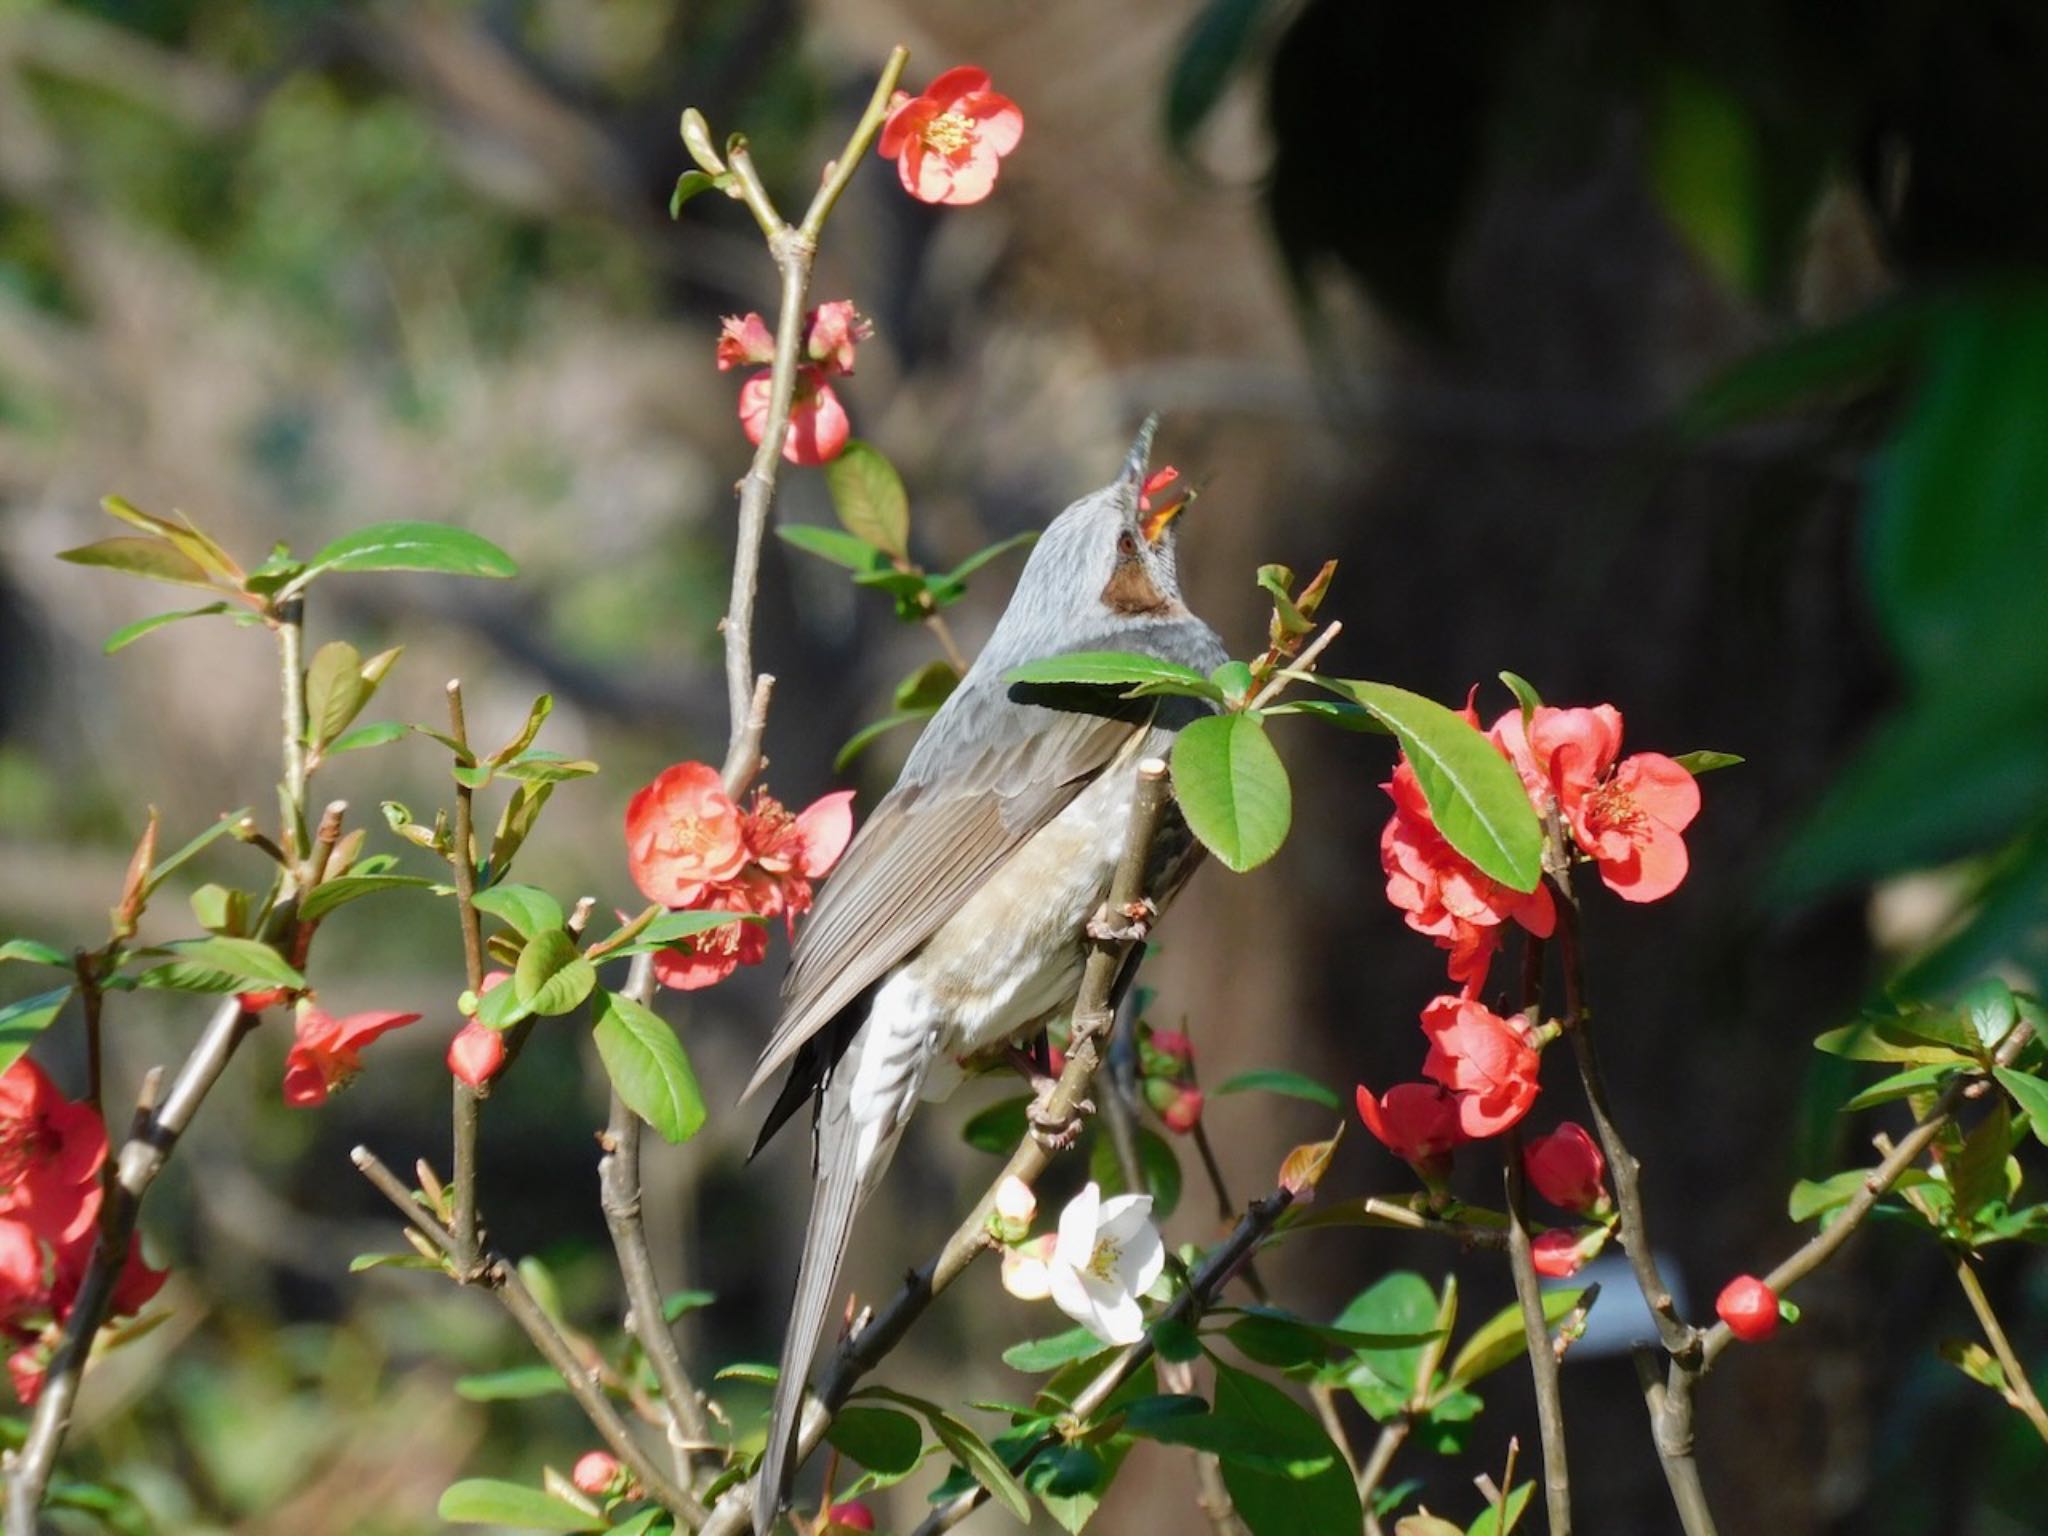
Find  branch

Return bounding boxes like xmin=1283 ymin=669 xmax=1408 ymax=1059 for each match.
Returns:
xmin=701 ymin=760 xmax=1176 ymax=1536
xmin=1952 ymin=1253 xmax=2048 ymax=1445
xmin=445 ymin=679 xmax=487 ymax=1277
xmin=1354 ymin=1417 xmax=1412 ymax=1536
xmin=907 ymin=1187 xmax=1296 ymax=1535
xmin=352 ymin=1148 xmax=707 ymax=1526
xmin=1501 ymin=1128 xmax=1571 ymax=1536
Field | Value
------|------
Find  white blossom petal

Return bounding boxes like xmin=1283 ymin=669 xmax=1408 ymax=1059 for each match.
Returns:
xmin=1074 ymin=1272 xmax=1145 ymax=1344
xmin=1002 ymin=1249 xmax=1052 ymax=1302
xmin=1096 ymin=1192 xmax=1154 ymax=1243
xmin=1054 ymin=1181 xmax=1103 ymax=1269
xmin=1117 ymin=1223 xmax=1166 ymax=1298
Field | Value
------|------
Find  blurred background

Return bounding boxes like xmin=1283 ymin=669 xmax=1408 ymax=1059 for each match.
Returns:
xmin=3 ymin=0 xmax=2047 ymax=1531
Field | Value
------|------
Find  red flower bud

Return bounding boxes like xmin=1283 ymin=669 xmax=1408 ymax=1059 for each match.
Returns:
xmin=1522 ymin=1122 xmax=1607 ymax=1213
xmin=237 ymin=988 xmax=291 ymax=1014
xmin=1715 ymin=1275 xmax=1780 ymax=1342
xmin=824 ymin=1503 xmax=876 ymax=1532
xmin=572 ymin=1451 xmax=623 ymax=1496
xmin=1530 ymin=1228 xmax=1586 ymax=1278
xmin=447 ymin=1020 xmax=506 ymax=1088
xmin=1147 ymin=1028 xmax=1194 ymax=1064
xmin=1160 ymin=1086 xmax=1203 ymax=1135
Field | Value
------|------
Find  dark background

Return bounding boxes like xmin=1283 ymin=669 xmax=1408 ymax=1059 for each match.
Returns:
xmin=2 ymin=1 xmax=2045 ymax=1531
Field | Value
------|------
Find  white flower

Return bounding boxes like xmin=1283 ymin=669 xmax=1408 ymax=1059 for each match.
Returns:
xmin=1045 ymin=1182 xmax=1166 ymax=1345
xmin=994 ymin=1175 xmax=1038 ymax=1230
xmin=1001 ymin=1234 xmax=1058 ymax=1301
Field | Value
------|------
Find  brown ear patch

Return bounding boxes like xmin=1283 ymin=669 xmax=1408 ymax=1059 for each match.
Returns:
xmin=1101 ymin=557 xmax=1167 ymax=615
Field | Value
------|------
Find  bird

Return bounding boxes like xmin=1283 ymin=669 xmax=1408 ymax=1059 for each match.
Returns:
xmin=743 ymin=418 xmax=1228 ymax=1533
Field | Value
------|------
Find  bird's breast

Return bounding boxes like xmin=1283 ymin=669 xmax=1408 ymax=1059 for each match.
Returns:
xmin=900 ymin=765 xmax=1137 ymax=1058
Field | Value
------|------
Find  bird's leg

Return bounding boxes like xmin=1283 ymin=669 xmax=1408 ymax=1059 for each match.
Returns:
xmin=1027 ymin=1081 xmax=1092 ymax=1150
xmin=1004 ymin=1045 xmax=1058 ymax=1100
xmin=1086 ymin=894 xmax=1156 ymax=945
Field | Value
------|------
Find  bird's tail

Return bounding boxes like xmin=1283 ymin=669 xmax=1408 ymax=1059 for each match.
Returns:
xmin=753 ymin=1116 xmax=867 ymax=1535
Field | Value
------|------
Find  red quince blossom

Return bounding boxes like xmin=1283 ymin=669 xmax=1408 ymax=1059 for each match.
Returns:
xmin=626 ymin=766 xmax=855 ymax=992
xmin=626 ymin=762 xmax=750 ymax=908
xmin=1715 ymin=1274 xmax=1780 ymax=1342
xmin=1522 ymin=1122 xmax=1608 ymax=1213
xmin=1355 ymin=1081 xmax=1464 ymax=1170
xmin=1531 ymin=1228 xmax=1587 ymax=1278
xmin=715 ymin=312 xmax=776 ymax=371
xmin=1490 ymin=704 xmax=1700 ymax=903
xmin=878 ymin=66 xmax=1023 ymax=206
xmin=739 ymin=368 xmax=850 ymax=467
xmin=448 ymin=971 xmax=512 ymax=1088
xmin=0 ymin=1061 xmax=165 ymax=1402
xmin=825 ymin=1503 xmax=877 ymax=1533
xmin=282 ymin=1007 xmax=420 ymax=1107
xmin=804 ymin=300 xmax=871 ymax=374
xmin=1419 ymin=995 xmax=1542 ymax=1138
xmin=719 ymin=302 xmax=871 ymax=466
xmin=1382 ymin=755 xmax=1555 ymax=994
xmin=236 ymin=987 xmax=293 ymax=1013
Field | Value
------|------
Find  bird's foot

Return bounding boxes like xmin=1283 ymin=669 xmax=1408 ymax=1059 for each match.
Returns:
xmin=1005 ymin=1046 xmax=1058 ymax=1099
xmin=1086 ymin=896 xmax=1156 ymax=945
xmin=1028 ymin=1084 xmax=1092 ymax=1150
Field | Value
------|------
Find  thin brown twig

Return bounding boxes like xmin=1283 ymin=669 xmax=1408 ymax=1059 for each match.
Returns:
xmin=445 ymin=679 xmax=486 ymax=1278
xmin=73 ymin=949 xmax=103 ymax=1121
xmin=1502 ymin=1127 xmax=1570 ymax=1535
xmin=1355 ymin=1417 xmax=1412 ymax=1536
xmin=702 ymin=760 xmax=1175 ymax=1536
xmin=1952 ymin=1254 xmax=2048 ymax=1445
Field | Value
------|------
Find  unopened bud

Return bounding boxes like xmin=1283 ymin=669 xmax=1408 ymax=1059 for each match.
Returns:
xmin=1160 ymin=1086 xmax=1204 ymax=1135
xmin=571 ymin=1451 xmax=623 ymax=1497
xmin=679 ymin=108 xmax=724 ymax=174
xmin=1715 ymin=1275 xmax=1782 ymax=1342
xmin=448 ymin=1020 xmax=506 ymax=1088
xmin=992 ymin=1175 xmax=1037 ymax=1242
xmin=824 ymin=1503 xmax=876 ymax=1532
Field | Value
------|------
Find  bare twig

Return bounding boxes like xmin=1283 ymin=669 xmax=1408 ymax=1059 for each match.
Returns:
xmin=1355 ymin=1417 xmax=1412 ymax=1536
xmin=1502 ymin=1128 xmax=1571 ymax=1535
xmin=1952 ymin=1254 xmax=2048 ymax=1445
xmin=73 ymin=949 xmax=103 ymax=1121
xmin=444 ymin=679 xmax=487 ymax=1278
xmin=1248 ymin=620 xmax=1343 ymax=711
xmin=1630 ymin=1346 xmax=1716 ymax=1536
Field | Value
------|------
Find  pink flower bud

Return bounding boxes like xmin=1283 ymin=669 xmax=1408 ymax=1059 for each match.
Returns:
xmin=572 ymin=1451 xmax=623 ymax=1496
xmin=1715 ymin=1275 xmax=1780 ymax=1342
xmin=1522 ymin=1122 xmax=1607 ymax=1213
xmin=1148 ymin=1028 xmax=1194 ymax=1064
xmin=1530 ymin=1229 xmax=1585 ymax=1278
xmin=447 ymin=1020 xmax=506 ymax=1088
xmin=825 ymin=1503 xmax=876 ymax=1532
xmin=994 ymin=1175 xmax=1037 ymax=1230
xmin=1160 ymin=1086 xmax=1204 ymax=1135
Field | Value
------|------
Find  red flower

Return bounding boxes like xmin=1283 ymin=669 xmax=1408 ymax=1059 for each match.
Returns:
xmin=0 ymin=1061 xmax=105 ymax=1248
xmin=1522 ymin=1122 xmax=1607 ymax=1213
xmin=1355 ymin=1081 xmax=1464 ymax=1169
xmin=741 ymin=787 xmax=856 ymax=925
xmin=625 ymin=763 xmax=749 ymax=908
xmin=825 ymin=1504 xmax=877 ymax=1533
xmin=1157 ymin=1085 xmax=1204 ymax=1135
xmin=236 ymin=987 xmax=292 ymax=1014
xmin=804 ymin=300 xmax=872 ymax=374
xmin=0 ymin=1221 xmax=41 ymax=1320
xmin=448 ymin=1020 xmax=506 ymax=1089
xmin=1382 ymin=758 xmax=1555 ymax=994
xmin=1531 ymin=1228 xmax=1586 ymax=1278
xmin=1492 ymin=705 xmax=1700 ymax=903
xmin=738 ymin=367 xmax=850 ymax=466
xmin=108 ymin=1235 xmax=167 ymax=1316
xmin=1419 ymin=996 xmax=1541 ymax=1138
xmin=1715 ymin=1275 xmax=1780 ymax=1342
xmin=715 ymin=313 xmax=776 ymax=371
xmin=878 ymin=66 xmax=1023 ymax=206
xmin=282 ymin=1007 xmax=420 ymax=1107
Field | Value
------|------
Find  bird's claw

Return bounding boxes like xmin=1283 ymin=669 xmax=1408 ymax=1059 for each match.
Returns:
xmin=1086 ymin=896 xmax=1155 ymax=945
xmin=1028 ymin=1089 xmax=1092 ymax=1150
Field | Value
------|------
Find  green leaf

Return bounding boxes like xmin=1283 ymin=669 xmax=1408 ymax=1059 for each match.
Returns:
xmin=1091 ymin=1124 xmax=1182 ymax=1219
xmin=1223 ymin=1308 xmax=1436 ymax=1371
xmin=942 ymin=531 xmax=1037 ymax=585
xmin=0 ymin=988 xmax=71 ymax=1074
xmin=1682 ymin=296 xmax=1927 ymax=436
xmin=157 ymin=937 xmax=303 ymax=987
xmin=497 ymin=751 xmax=598 ymax=785
xmin=1333 ymin=1273 xmax=1440 ymax=1404
xmin=1212 ymin=1069 xmax=1340 ymax=1110
xmin=856 ymin=1388 xmax=1031 ymax=1523
xmin=1165 ymin=0 xmax=1266 ymax=152
xmin=1947 ymin=1098 xmax=2011 ymax=1220
xmin=894 ymin=660 xmax=961 ymax=713
xmin=473 ymin=884 xmax=567 ymax=940
xmin=58 ymin=536 xmax=221 ymax=592
xmin=130 ymin=963 xmax=246 ymax=994
xmin=489 ymin=695 xmax=554 ymax=767
xmin=327 ymin=721 xmax=408 ymax=754
xmin=1994 ymin=1068 xmax=2048 ymax=1145
xmin=1260 ymin=698 xmax=1385 ymax=732
xmin=670 ymin=169 xmax=717 ymax=217
xmin=1005 ymin=651 xmax=1224 ymax=700
xmin=662 ymin=1289 xmax=716 ymax=1321
xmin=1813 ymin=1016 xmax=1977 ymax=1066
xmin=436 ymin=1479 xmax=604 ymax=1532
xmin=592 ymin=990 xmax=706 ymax=1143
xmin=1497 ymin=670 xmax=1544 ymax=721
xmin=1938 ymin=1337 xmax=2011 ymax=1396
xmin=453 ymin=1366 xmax=567 ymax=1401
xmin=1122 ymin=1394 xmax=1336 ymax=1474
xmin=714 ymin=1361 xmax=777 ymax=1383
xmin=962 ymin=1095 xmax=1031 ymax=1155
xmin=777 ymin=524 xmax=889 ymax=573
xmin=1960 ymin=977 xmax=2019 ymax=1051
xmin=305 ymin=641 xmax=370 ymax=749
xmin=828 ymin=1406 xmax=924 ymax=1474
xmin=1788 ymin=1170 xmax=1868 ymax=1223
xmin=1171 ymin=712 xmax=1292 ymax=873
xmin=299 ymin=522 xmax=517 ymax=584
xmin=1669 ymin=750 xmax=1745 ymax=775
xmin=515 ymin=930 xmax=596 ymax=1016
xmin=1467 ymin=1482 xmax=1534 ymax=1536
xmin=1649 ymin=67 xmax=1766 ymax=292
xmin=1001 ymin=1328 xmax=1109 ymax=1374
xmin=1211 ymin=660 xmax=1255 ymax=707
xmin=300 ymin=873 xmax=440 ymax=924
xmin=1446 ymin=1289 xmax=1587 ymax=1386
xmin=1316 ymin=680 xmax=1543 ymax=892
xmin=635 ymin=909 xmax=760 ymax=945
xmin=835 ymin=710 xmax=931 ymax=772
xmin=0 ymin=940 xmax=68 ymax=968
xmin=148 ymin=812 xmax=246 ymax=893
xmin=491 ymin=781 xmax=554 ymax=872
xmin=1210 ymin=1364 xmax=1361 ymax=1536
xmin=1840 ymin=1063 xmax=1958 ymax=1113
xmin=103 ymin=603 xmax=232 ymax=654
xmin=477 ymin=970 xmax=535 ymax=1029
xmin=823 ymin=440 xmax=911 ymax=561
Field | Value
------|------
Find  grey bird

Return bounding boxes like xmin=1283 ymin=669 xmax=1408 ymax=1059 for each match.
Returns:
xmin=744 ymin=419 xmax=1226 ymax=1535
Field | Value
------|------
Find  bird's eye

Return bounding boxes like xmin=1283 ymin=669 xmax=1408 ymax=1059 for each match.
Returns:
xmin=1116 ymin=531 xmax=1138 ymax=558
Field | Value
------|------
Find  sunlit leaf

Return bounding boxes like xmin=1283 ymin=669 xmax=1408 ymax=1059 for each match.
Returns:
xmin=0 ymin=988 xmax=71 ymax=1074
xmin=436 ymin=1479 xmax=603 ymax=1532
xmin=299 ymin=522 xmax=517 ymax=584
xmin=103 ymin=603 xmax=233 ymax=655
xmin=1172 ymin=712 xmax=1292 ymax=872
xmin=593 ymin=990 xmax=706 ymax=1143
xmin=824 ymin=440 xmax=911 ymax=561
xmin=1005 ymin=651 xmax=1223 ymax=700
xmin=1213 ymin=1069 xmax=1339 ymax=1110
xmin=514 ymin=930 xmax=595 ymax=1017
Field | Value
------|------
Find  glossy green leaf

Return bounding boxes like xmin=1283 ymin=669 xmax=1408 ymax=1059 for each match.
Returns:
xmin=58 ymin=536 xmax=220 ymax=592
xmin=1001 ymin=1328 xmax=1108 ymax=1374
xmin=1669 ymin=750 xmax=1745 ymax=775
xmin=1213 ymin=1069 xmax=1340 ymax=1110
xmin=1994 ymin=1067 xmax=2048 ymax=1145
xmin=824 ymin=440 xmax=911 ymax=561
xmin=592 ymin=990 xmax=706 ymax=1143
xmin=856 ymin=1387 xmax=1031 ymax=1522
xmin=103 ymin=603 xmax=232 ymax=654
xmin=1497 ymin=670 xmax=1543 ymax=722
xmin=0 ymin=940 xmax=68 ymax=968
xmin=1948 ymin=1098 xmax=2012 ymax=1220
xmin=1812 ymin=1016 xmax=1977 ymax=1065
xmin=1317 ymin=680 xmax=1542 ymax=892
xmin=0 ymin=988 xmax=71 ymax=1074
xmin=1468 ymin=1482 xmax=1534 ymax=1536
xmin=1005 ymin=651 xmax=1223 ymax=699
xmin=305 ymin=641 xmax=370 ymax=749
xmin=827 ymin=1406 xmax=924 ymax=1474
xmin=453 ymin=1366 xmax=567 ymax=1401
xmin=157 ymin=937 xmax=302 ymax=987
xmin=299 ymin=874 xmax=439 ymax=923
xmin=1960 ymin=977 xmax=2019 ymax=1051
xmin=327 ymin=721 xmax=408 ymax=754
xmin=777 ymin=524 xmax=888 ymax=573
xmin=1839 ymin=1063 xmax=1958 ymax=1113
xmin=1172 ymin=712 xmax=1292 ymax=872
xmin=514 ymin=930 xmax=596 ymax=1016
xmin=1334 ymin=1272 xmax=1439 ymax=1402
xmin=436 ymin=1479 xmax=604 ymax=1532
xmin=473 ymin=884 xmax=566 ymax=940
xmin=1260 ymin=698 xmax=1385 ymax=732
xmin=670 ymin=169 xmax=717 ymax=217
xmin=894 ymin=660 xmax=961 ymax=713
xmin=300 ymin=522 xmax=517 ymax=584
xmin=1446 ymin=1288 xmax=1587 ymax=1386
xmin=1210 ymin=1364 xmax=1361 ymax=1536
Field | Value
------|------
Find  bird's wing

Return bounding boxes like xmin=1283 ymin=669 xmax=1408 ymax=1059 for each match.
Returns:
xmin=740 ymin=691 xmax=1147 ymax=1103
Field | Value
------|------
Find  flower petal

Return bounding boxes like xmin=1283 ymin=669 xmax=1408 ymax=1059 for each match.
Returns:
xmin=1054 ymin=1182 xmax=1102 ymax=1269
xmin=923 ymin=66 xmax=993 ymax=108
xmin=1095 ymin=1192 xmax=1153 ymax=1244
